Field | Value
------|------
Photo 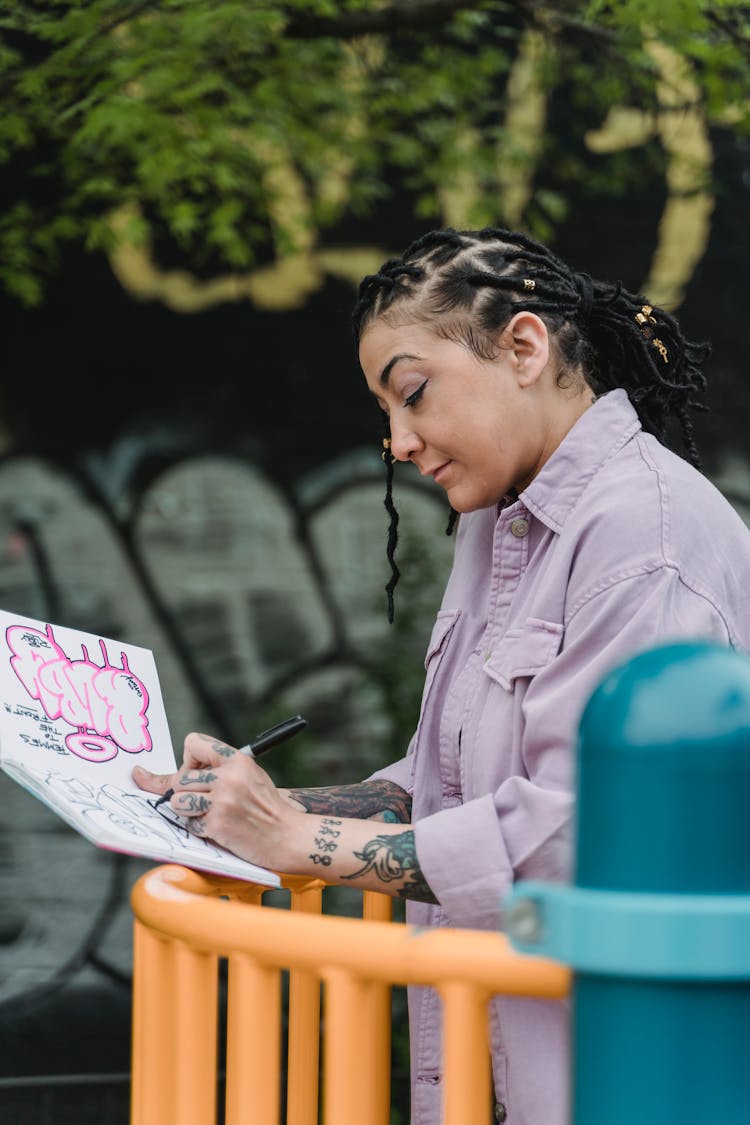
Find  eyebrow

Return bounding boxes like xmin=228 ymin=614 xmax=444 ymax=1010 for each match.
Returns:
xmin=379 ymin=353 xmax=422 ymax=388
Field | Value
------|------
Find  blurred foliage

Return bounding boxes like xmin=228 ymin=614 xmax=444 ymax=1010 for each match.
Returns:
xmin=1 ymin=0 xmax=749 ymax=303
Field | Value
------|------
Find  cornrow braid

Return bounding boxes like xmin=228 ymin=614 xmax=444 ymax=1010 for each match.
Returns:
xmin=353 ymin=226 xmax=710 ymax=621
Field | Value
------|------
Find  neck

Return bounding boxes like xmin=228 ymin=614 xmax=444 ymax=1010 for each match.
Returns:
xmin=516 ymin=385 xmax=595 ymax=494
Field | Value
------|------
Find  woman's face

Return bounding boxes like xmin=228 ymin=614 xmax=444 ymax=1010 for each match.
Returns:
xmin=359 ymin=317 xmax=574 ymax=513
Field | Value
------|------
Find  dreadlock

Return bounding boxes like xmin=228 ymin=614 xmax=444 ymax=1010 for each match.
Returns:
xmin=352 ymin=226 xmax=710 ymax=622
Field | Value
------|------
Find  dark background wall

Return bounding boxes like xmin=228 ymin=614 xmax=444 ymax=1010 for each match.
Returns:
xmin=3 ymin=127 xmax=749 ymax=480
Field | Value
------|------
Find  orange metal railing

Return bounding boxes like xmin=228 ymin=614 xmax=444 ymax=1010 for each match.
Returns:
xmin=130 ymin=864 xmax=570 ymax=1125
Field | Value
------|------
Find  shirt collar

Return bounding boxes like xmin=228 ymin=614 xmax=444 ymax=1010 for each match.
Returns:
xmin=518 ymin=388 xmax=642 ymax=533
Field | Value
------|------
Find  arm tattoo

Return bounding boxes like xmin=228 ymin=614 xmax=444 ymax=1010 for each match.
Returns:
xmin=342 ymin=830 xmax=438 ymax=904
xmin=309 ymin=817 xmax=342 ymax=868
xmin=288 ymin=780 xmax=412 ymax=823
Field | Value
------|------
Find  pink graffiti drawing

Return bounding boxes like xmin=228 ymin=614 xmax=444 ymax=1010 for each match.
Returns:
xmin=6 ymin=623 xmax=152 ymax=763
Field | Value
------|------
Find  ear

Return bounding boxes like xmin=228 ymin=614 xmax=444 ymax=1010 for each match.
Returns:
xmin=499 ymin=311 xmax=550 ymax=388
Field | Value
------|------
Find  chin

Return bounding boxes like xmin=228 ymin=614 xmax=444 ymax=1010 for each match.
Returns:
xmin=446 ymin=493 xmax=493 ymax=514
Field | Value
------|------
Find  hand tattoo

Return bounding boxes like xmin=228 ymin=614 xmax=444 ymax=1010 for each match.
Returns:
xmin=180 ymin=770 xmax=218 ymax=786
xmin=289 ymin=781 xmax=412 ymax=823
xmin=176 ymin=793 xmax=212 ymax=814
xmin=195 ymin=734 xmax=236 ymax=759
xmin=342 ymin=830 xmax=437 ymax=903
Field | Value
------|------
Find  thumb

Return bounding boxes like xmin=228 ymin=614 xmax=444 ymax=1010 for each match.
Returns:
xmin=132 ymin=765 xmax=176 ymax=795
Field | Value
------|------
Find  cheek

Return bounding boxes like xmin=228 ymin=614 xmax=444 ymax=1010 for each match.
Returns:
xmin=459 ymin=415 xmax=500 ymax=458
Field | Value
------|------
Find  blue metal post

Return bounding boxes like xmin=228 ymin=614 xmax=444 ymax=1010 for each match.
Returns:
xmin=506 ymin=641 xmax=750 ymax=1125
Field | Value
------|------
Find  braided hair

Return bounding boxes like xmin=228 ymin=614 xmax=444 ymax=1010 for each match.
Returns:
xmin=352 ymin=226 xmax=710 ymax=622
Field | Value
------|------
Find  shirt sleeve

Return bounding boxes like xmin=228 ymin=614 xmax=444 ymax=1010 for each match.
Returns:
xmin=366 ymin=753 xmax=413 ymax=796
xmin=414 ymin=566 xmax=732 ymax=931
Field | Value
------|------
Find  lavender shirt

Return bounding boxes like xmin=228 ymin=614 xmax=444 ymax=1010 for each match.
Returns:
xmin=373 ymin=389 xmax=750 ymax=1125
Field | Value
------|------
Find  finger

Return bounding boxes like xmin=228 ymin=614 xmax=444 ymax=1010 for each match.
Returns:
xmin=132 ymin=766 xmax=178 ymax=795
xmin=175 ymin=768 xmax=220 ymax=790
xmin=182 ymin=732 xmax=239 ymax=770
xmin=173 ymin=792 xmax=212 ymax=817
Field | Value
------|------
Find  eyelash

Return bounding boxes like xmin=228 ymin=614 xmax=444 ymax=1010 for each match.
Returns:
xmin=404 ymin=381 xmax=427 ymax=408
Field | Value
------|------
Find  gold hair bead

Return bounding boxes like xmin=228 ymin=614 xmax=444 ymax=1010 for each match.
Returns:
xmin=652 ymin=338 xmax=669 ymax=363
xmin=381 ymin=438 xmax=395 ymax=463
xmin=634 ymin=302 xmax=668 ymax=362
xmin=523 ymin=278 xmax=536 ymax=291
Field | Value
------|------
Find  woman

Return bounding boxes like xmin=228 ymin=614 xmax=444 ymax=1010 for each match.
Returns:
xmin=134 ymin=227 xmax=750 ymax=1125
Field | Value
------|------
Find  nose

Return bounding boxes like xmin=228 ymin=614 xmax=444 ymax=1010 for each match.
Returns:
xmin=389 ymin=414 xmax=425 ymax=462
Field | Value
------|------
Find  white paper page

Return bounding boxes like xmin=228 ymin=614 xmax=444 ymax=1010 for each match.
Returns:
xmin=0 ymin=609 xmax=280 ymax=886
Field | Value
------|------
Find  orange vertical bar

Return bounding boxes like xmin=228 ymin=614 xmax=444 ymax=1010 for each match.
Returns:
xmin=322 ymin=969 xmax=374 ymax=1125
xmin=361 ymin=891 xmax=393 ymax=1125
xmin=362 ymin=890 xmax=393 ymax=924
xmin=170 ymin=942 xmax=219 ymax=1125
xmin=356 ymin=978 xmax=392 ymax=1125
xmin=440 ymin=981 xmax=492 ymax=1125
xmin=287 ymin=882 xmax=324 ymax=1125
xmin=131 ymin=921 xmax=177 ymax=1125
xmin=225 ymin=953 xmax=281 ymax=1125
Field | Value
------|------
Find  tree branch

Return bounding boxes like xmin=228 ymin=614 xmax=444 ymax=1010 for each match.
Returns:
xmin=0 ymin=0 xmax=164 ymax=94
xmin=705 ymin=9 xmax=750 ymax=63
xmin=283 ymin=0 xmax=503 ymax=40
xmin=93 ymin=0 xmax=163 ymax=43
xmin=283 ymin=0 xmax=621 ymax=49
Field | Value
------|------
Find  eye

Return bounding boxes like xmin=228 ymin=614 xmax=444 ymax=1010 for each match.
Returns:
xmin=404 ymin=381 xmax=427 ymax=408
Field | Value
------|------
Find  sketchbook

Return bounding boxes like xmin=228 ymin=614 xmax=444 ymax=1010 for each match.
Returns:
xmin=0 ymin=608 xmax=280 ymax=888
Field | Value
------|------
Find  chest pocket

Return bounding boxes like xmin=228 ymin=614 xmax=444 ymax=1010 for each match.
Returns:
xmin=483 ymin=617 xmax=563 ymax=691
xmin=423 ymin=610 xmax=461 ymax=672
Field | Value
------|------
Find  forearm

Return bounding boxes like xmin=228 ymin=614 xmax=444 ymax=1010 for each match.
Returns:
xmin=280 ymin=779 xmax=412 ymax=823
xmin=282 ymin=812 xmax=437 ymax=903
xmin=133 ymin=738 xmax=430 ymax=899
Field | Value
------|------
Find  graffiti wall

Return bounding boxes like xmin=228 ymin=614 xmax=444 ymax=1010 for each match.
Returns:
xmin=0 ymin=452 xmax=457 ymax=780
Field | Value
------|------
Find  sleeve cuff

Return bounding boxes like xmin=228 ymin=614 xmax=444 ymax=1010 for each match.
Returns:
xmin=414 ymin=794 xmax=513 ymax=931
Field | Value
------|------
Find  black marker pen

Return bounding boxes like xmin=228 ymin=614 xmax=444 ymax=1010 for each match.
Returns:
xmin=154 ymin=714 xmax=308 ymax=808
xmin=239 ymin=714 xmax=308 ymax=758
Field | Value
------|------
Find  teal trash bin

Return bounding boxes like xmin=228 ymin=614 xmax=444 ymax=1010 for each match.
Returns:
xmin=506 ymin=641 xmax=750 ymax=1125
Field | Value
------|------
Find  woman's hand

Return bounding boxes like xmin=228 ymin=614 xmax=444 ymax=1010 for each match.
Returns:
xmin=132 ymin=731 xmax=303 ymax=870
xmin=133 ymin=734 xmax=436 ymax=901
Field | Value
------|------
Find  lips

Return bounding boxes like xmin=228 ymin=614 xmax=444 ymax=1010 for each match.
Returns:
xmin=416 ymin=459 xmax=453 ymax=483
xmin=431 ymin=461 xmax=452 ymax=483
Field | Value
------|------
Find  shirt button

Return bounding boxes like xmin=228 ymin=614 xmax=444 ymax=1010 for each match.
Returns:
xmin=510 ymin=517 xmax=529 ymax=537
xmin=494 ymin=1103 xmax=507 ymax=1122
